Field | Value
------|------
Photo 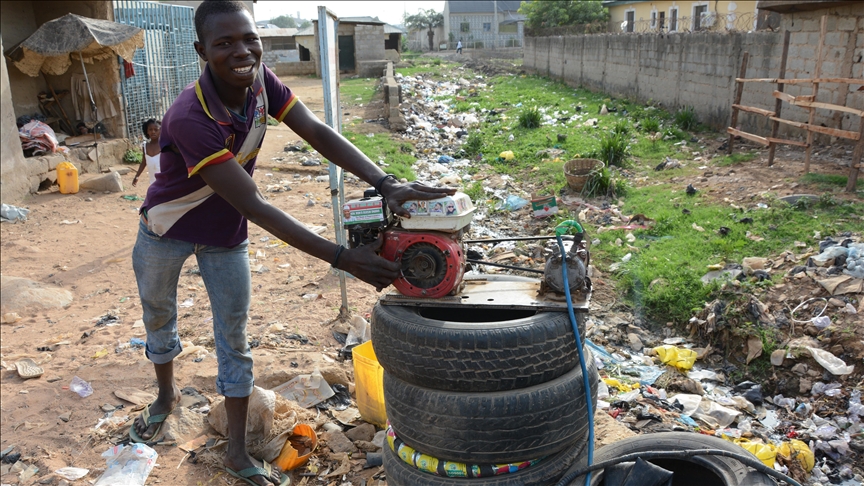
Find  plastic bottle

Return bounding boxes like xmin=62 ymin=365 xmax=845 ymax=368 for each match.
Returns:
xmin=56 ymin=161 xmax=79 ymax=194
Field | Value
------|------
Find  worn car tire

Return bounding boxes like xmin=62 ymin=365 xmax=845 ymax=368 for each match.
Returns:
xmin=383 ymin=435 xmax=589 ymax=486
xmin=384 ymin=347 xmax=598 ymax=464
xmin=371 ymin=300 xmax=585 ymax=392
xmin=563 ymin=432 xmax=778 ymax=486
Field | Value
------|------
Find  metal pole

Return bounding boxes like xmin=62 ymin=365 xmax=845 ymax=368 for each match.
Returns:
xmin=492 ymin=0 xmax=497 ymax=49
xmin=79 ymin=52 xmax=98 ymax=122
xmin=318 ymin=6 xmax=349 ymax=318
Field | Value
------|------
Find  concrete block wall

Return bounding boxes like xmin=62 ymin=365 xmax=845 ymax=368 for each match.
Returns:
xmin=354 ymin=25 xmax=385 ymax=62
xmin=524 ymin=8 xmax=862 ymax=141
xmin=383 ymin=62 xmax=407 ymax=131
xmin=270 ymin=61 xmax=316 ymax=77
xmin=263 ymin=49 xmax=300 ymax=64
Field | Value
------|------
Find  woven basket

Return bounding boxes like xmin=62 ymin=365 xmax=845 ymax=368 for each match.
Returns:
xmin=564 ymin=158 xmax=604 ymax=192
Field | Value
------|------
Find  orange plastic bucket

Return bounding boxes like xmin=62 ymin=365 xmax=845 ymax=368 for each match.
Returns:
xmin=273 ymin=424 xmax=318 ymax=471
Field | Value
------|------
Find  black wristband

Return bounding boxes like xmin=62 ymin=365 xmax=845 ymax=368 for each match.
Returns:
xmin=333 ymin=245 xmax=345 ymax=268
xmin=374 ymin=174 xmax=397 ymax=194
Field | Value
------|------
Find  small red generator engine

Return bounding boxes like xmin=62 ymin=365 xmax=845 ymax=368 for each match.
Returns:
xmin=342 ymin=190 xmax=475 ymax=298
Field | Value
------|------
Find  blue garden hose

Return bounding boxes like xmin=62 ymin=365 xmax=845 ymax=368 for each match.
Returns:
xmin=555 ymin=221 xmax=593 ymax=486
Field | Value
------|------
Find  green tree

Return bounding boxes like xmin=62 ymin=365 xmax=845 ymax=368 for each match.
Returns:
xmin=519 ymin=0 xmax=609 ymax=30
xmin=299 ymin=20 xmax=311 ymax=29
xmin=271 ymin=15 xmax=297 ymax=28
xmin=404 ymin=8 xmax=443 ymax=51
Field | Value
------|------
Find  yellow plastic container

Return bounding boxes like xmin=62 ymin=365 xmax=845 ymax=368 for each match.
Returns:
xmin=56 ymin=162 xmax=79 ymax=194
xmin=352 ymin=340 xmax=386 ymax=427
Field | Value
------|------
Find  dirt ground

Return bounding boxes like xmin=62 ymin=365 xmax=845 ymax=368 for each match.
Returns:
xmin=0 ymin=74 xmax=394 ymax=486
xmin=1 ymin=61 xmax=861 ymax=486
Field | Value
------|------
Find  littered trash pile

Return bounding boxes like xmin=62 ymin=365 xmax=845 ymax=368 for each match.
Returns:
xmin=584 ymin=316 xmax=863 ymax=486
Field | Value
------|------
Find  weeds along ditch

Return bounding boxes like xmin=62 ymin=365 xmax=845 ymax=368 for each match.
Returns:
xmin=344 ymin=61 xmax=864 ymax=328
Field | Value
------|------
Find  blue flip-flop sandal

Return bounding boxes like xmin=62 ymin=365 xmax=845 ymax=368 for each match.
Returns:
xmin=226 ymin=460 xmax=290 ymax=486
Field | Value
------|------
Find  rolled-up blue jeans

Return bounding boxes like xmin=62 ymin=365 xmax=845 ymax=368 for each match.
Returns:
xmin=132 ymin=219 xmax=253 ymax=397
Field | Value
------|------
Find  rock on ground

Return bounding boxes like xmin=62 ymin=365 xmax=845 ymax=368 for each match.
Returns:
xmin=79 ymin=171 xmax=123 ymax=193
xmin=0 ymin=275 xmax=73 ymax=314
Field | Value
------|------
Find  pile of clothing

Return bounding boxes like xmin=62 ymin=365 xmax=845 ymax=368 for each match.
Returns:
xmin=19 ymin=120 xmax=62 ymax=155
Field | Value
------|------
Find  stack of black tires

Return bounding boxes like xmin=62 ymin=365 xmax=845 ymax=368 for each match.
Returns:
xmin=372 ymin=299 xmax=599 ymax=486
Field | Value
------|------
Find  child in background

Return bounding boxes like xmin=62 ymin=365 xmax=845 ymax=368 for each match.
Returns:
xmin=132 ymin=119 xmax=161 ymax=187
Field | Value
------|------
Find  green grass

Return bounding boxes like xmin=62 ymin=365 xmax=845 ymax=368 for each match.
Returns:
xmin=675 ymin=106 xmax=698 ymax=131
xmin=801 ymin=172 xmax=863 ymax=189
xmin=423 ymin=75 xmax=684 ymax=180
xmin=715 ymin=152 xmax=759 ymax=166
xmin=641 ymin=117 xmax=660 ymax=133
xmin=517 ymin=106 xmax=542 ymax=129
xmin=395 ymin=61 xmax=459 ymax=78
xmin=586 ymin=184 xmax=864 ymax=324
xmin=342 ymin=131 xmax=417 ymax=181
xmin=596 ymin=131 xmax=630 ymax=167
xmin=340 ymin=77 xmax=378 ymax=105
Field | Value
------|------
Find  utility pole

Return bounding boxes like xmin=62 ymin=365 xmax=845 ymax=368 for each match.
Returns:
xmin=492 ymin=0 xmax=498 ymax=49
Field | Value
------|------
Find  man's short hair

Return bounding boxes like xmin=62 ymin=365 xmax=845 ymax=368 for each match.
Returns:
xmin=195 ymin=0 xmax=251 ymax=43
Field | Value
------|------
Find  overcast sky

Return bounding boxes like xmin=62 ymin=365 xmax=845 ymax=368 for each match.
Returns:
xmin=253 ymin=1 xmax=445 ymax=26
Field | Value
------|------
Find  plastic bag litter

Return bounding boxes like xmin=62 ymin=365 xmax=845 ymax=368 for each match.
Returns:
xmin=499 ymin=150 xmax=515 ymax=161
xmin=687 ymin=369 xmax=720 ymax=381
xmin=653 ymin=345 xmax=697 ymax=371
xmin=813 ymin=438 xmax=850 ymax=461
xmin=616 ymin=389 xmax=642 ymax=402
xmin=597 ymin=380 xmax=610 ymax=400
xmin=777 ymin=439 xmax=815 ymax=472
xmin=209 ymin=386 xmax=276 ymax=442
xmin=807 ymin=347 xmax=855 ymax=375
xmin=693 ymin=399 xmax=740 ymax=428
xmin=603 ymin=378 xmax=639 ymax=392
xmin=848 ymin=390 xmax=864 ymax=420
xmin=93 ymin=443 xmax=157 ymax=486
xmin=0 ymin=204 xmax=30 ymax=223
xmin=732 ymin=438 xmax=776 ymax=468
xmin=272 ymin=369 xmax=334 ymax=408
xmin=670 ymin=394 xmax=701 ymax=416
xmin=70 ymin=376 xmax=93 ymax=398
xmin=811 ymin=315 xmax=831 ymax=329
xmin=497 ymin=195 xmax=528 ymax=211
xmin=55 ymin=467 xmax=89 ymax=480
xmin=772 ymin=394 xmax=796 ymax=411
xmin=811 ymin=382 xmax=843 ymax=397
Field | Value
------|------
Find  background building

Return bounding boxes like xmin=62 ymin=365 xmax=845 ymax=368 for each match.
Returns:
xmin=603 ymin=0 xmax=760 ymax=33
xmin=443 ymin=1 xmax=526 ymax=50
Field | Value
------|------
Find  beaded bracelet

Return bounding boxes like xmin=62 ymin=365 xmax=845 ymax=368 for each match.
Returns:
xmin=374 ymin=174 xmax=397 ymax=194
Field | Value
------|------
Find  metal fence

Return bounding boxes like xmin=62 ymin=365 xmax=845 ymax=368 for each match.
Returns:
xmin=620 ymin=12 xmax=774 ymax=34
xmin=113 ymin=1 xmax=200 ymax=140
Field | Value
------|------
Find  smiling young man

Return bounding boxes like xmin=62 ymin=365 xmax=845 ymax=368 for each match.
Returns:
xmin=129 ymin=1 xmax=454 ymax=484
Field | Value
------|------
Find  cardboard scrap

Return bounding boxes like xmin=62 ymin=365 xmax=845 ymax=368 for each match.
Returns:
xmin=817 ymin=276 xmax=864 ymax=296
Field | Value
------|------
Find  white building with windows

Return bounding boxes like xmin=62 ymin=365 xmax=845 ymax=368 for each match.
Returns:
xmin=443 ymin=0 xmax=526 ymax=50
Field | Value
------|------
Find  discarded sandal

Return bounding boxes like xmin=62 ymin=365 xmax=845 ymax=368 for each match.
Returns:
xmin=128 ymin=402 xmax=174 ymax=443
xmin=15 ymin=359 xmax=44 ymax=379
xmin=226 ymin=460 xmax=290 ymax=486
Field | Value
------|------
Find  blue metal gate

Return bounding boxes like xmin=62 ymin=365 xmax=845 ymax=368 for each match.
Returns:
xmin=113 ymin=1 xmax=199 ymax=140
